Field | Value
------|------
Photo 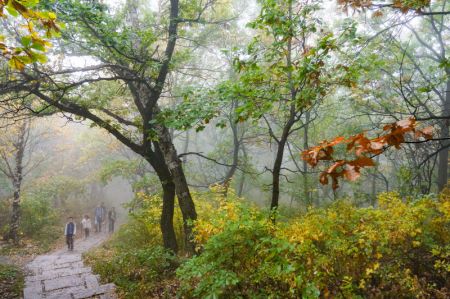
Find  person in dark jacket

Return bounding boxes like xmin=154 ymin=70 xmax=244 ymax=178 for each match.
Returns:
xmin=108 ymin=207 xmax=116 ymax=233
xmin=94 ymin=203 xmax=106 ymax=232
xmin=64 ymin=217 xmax=77 ymax=251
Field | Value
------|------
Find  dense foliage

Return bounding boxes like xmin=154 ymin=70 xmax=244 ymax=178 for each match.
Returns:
xmin=178 ymin=191 xmax=450 ymax=298
xmin=0 ymin=195 xmax=59 ymax=249
xmin=85 ymin=245 xmax=178 ymax=298
xmin=0 ymin=263 xmax=24 ymax=299
xmin=0 ymin=0 xmax=448 ymax=298
xmin=85 ymin=188 xmax=449 ymax=298
xmin=84 ymin=189 xmax=222 ymax=297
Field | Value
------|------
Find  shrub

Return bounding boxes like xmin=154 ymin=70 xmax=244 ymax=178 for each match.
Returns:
xmin=177 ymin=192 xmax=450 ymax=298
xmin=84 ymin=245 xmax=178 ymax=298
xmin=83 ymin=186 xmax=238 ymax=297
xmin=20 ymin=195 xmax=60 ymax=248
xmin=0 ymin=263 xmax=24 ymax=299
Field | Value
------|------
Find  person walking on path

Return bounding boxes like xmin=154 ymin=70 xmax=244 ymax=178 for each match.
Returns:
xmin=81 ymin=215 xmax=92 ymax=239
xmin=94 ymin=203 xmax=106 ymax=232
xmin=108 ymin=207 xmax=116 ymax=233
xmin=64 ymin=217 xmax=77 ymax=251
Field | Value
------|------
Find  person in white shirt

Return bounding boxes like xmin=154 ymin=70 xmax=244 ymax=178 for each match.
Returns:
xmin=81 ymin=215 xmax=92 ymax=239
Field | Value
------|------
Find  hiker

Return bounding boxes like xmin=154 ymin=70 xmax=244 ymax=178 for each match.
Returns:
xmin=81 ymin=215 xmax=92 ymax=239
xmin=108 ymin=207 xmax=116 ymax=233
xmin=94 ymin=203 xmax=106 ymax=232
xmin=64 ymin=217 xmax=76 ymax=251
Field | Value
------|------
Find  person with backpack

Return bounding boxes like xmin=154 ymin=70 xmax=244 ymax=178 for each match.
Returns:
xmin=64 ymin=217 xmax=77 ymax=251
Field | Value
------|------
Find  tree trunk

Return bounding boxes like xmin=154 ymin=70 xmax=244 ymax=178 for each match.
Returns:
xmin=222 ymin=115 xmax=240 ymax=195
xmin=9 ymin=123 xmax=26 ymax=245
xmin=10 ymin=178 xmax=22 ymax=245
xmin=437 ymin=76 xmax=450 ymax=192
xmin=153 ymin=120 xmax=197 ymax=254
xmin=182 ymin=131 xmax=189 ymax=163
xmin=237 ymin=174 xmax=245 ymax=197
xmin=145 ymin=149 xmax=178 ymax=253
xmin=370 ymin=156 xmax=380 ymax=206
xmin=302 ymin=111 xmax=311 ymax=206
xmin=160 ymin=181 xmax=178 ymax=252
xmin=144 ymin=149 xmax=178 ymax=253
xmin=271 ymin=127 xmax=291 ymax=210
xmin=271 ymin=2 xmax=296 ymax=211
xmin=237 ymin=144 xmax=247 ymax=197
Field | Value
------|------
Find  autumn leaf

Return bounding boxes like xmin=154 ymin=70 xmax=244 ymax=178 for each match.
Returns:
xmin=302 ymin=117 xmax=433 ymax=190
xmin=8 ymin=56 xmax=25 ymax=70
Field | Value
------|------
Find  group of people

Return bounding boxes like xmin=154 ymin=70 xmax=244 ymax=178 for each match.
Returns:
xmin=64 ymin=202 xmax=117 ymax=251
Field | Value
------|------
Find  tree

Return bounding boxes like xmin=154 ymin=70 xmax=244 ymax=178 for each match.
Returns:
xmin=0 ymin=118 xmax=44 ymax=244
xmin=341 ymin=0 xmax=449 ymax=191
xmin=297 ymin=0 xmax=448 ymax=193
xmin=0 ymin=0 xmax=231 ymax=253
xmin=215 ymin=0 xmax=357 ymax=210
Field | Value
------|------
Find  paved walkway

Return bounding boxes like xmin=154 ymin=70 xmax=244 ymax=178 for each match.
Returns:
xmin=23 ymin=233 xmax=116 ymax=299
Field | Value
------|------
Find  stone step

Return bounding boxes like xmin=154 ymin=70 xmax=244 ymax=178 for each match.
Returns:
xmin=26 ymin=267 xmax=92 ymax=282
xmin=72 ymin=283 xmax=116 ymax=299
xmin=45 ymin=286 xmax=86 ymax=299
xmin=44 ymin=275 xmax=84 ymax=292
xmin=23 ymin=280 xmax=43 ymax=299
xmin=23 ymin=235 xmax=116 ymax=299
xmin=84 ymin=273 xmax=100 ymax=289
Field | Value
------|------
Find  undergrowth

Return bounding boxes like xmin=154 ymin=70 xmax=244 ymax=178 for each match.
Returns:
xmin=0 ymin=263 xmax=24 ymax=299
xmin=84 ymin=188 xmax=450 ymax=298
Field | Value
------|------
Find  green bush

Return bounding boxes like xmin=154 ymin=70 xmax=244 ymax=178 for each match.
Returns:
xmin=177 ymin=193 xmax=450 ymax=298
xmin=177 ymin=206 xmax=299 ymax=298
xmin=0 ymin=263 xmax=24 ymax=299
xmin=84 ymin=244 xmax=178 ymax=298
xmin=20 ymin=196 xmax=60 ymax=247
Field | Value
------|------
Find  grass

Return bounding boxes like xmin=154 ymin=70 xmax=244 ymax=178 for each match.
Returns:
xmin=0 ymin=263 xmax=24 ymax=299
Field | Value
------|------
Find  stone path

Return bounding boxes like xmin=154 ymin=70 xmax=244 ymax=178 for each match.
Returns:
xmin=23 ymin=233 xmax=116 ymax=299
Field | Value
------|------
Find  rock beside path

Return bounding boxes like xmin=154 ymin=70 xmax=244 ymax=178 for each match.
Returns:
xmin=23 ymin=233 xmax=116 ymax=299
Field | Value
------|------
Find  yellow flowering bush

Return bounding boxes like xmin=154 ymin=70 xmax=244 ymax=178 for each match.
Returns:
xmin=192 ymin=186 xmax=244 ymax=247
xmin=83 ymin=186 xmax=240 ymax=297
xmin=177 ymin=192 xmax=450 ymax=298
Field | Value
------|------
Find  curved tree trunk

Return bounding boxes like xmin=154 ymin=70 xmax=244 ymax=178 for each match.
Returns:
xmin=271 ymin=135 xmax=288 ymax=210
xmin=153 ymin=121 xmax=197 ymax=254
xmin=222 ymin=116 xmax=240 ymax=196
xmin=145 ymin=149 xmax=178 ymax=253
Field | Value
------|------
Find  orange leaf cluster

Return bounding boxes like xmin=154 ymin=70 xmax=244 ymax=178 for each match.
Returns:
xmin=302 ymin=118 xmax=433 ymax=190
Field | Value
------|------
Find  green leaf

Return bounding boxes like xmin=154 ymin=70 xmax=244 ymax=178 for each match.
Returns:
xmin=30 ymin=42 xmax=46 ymax=52
xmin=31 ymin=52 xmax=47 ymax=63
xmin=6 ymin=5 xmax=19 ymax=17
xmin=21 ymin=36 xmax=32 ymax=47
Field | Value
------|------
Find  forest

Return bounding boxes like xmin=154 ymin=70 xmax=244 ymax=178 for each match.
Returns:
xmin=0 ymin=0 xmax=449 ymax=298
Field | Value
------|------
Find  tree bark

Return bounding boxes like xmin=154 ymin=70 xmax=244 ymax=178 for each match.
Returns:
xmin=222 ymin=113 xmax=240 ymax=195
xmin=9 ymin=122 xmax=26 ymax=245
xmin=437 ymin=76 xmax=450 ymax=192
xmin=271 ymin=132 xmax=288 ymax=210
xmin=271 ymin=1 xmax=296 ymax=211
xmin=153 ymin=117 xmax=197 ymax=254
xmin=302 ymin=111 xmax=311 ymax=206
xmin=144 ymin=148 xmax=178 ymax=253
xmin=182 ymin=131 xmax=189 ymax=164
